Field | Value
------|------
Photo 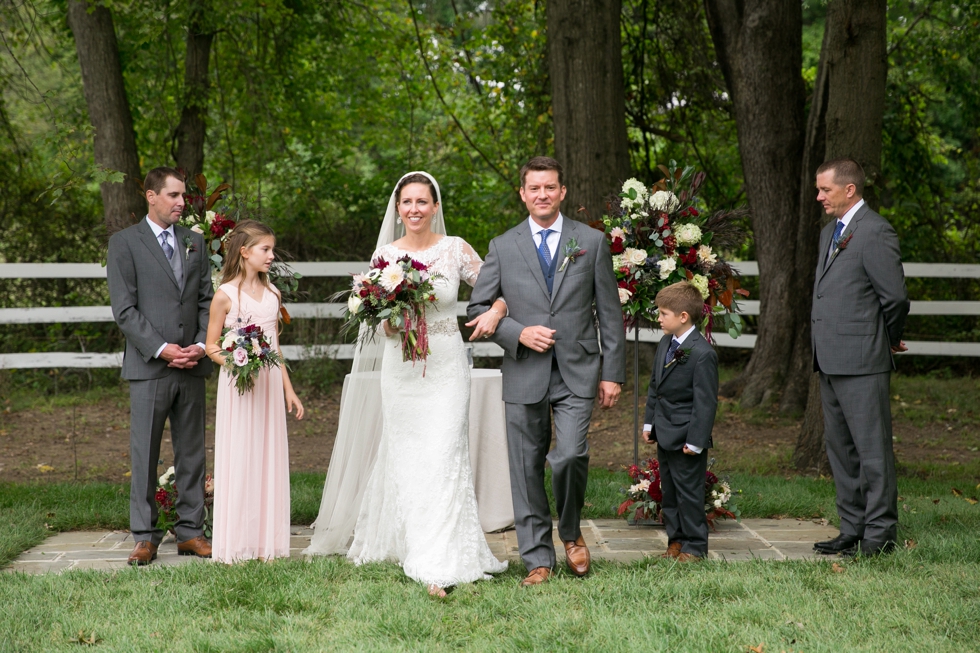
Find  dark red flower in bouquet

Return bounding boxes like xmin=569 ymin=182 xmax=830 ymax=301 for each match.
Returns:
xmin=689 ymin=208 xmax=700 ymax=217
xmin=663 ymin=235 xmax=677 ymax=255
xmin=372 ymin=257 xmax=390 ymax=270
xmin=610 ymin=237 xmax=625 ymax=254
xmin=647 ymin=482 xmax=663 ymax=504
xmin=681 ymin=246 xmax=698 ymax=266
xmin=210 ymin=215 xmax=236 ymax=238
xmin=411 ymin=259 xmax=428 ymax=271
xmin=627 ymin=464 xmax=641 ymax=479
xmin=359 ymin=288 xmax=369 ymax=298
xmin=705 ymin=470 xmax=719 ymax=491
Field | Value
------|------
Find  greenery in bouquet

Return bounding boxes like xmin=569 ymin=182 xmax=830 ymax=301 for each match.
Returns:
xmin=340 ymin=254 xmax=441 ymax=365
xmin=216 ymin=320 xmax=285 ymax=394
xmin=602 ymin=161 xmax=749 ymax=337
xmin=617 ymin=457 xmax=739 ymax=529
xmin=154 ymin=466 xmax=215 ymax=538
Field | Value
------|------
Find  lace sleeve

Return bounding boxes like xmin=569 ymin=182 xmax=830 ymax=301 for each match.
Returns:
xmin=458 ymin=238 xmax=483 ymax=287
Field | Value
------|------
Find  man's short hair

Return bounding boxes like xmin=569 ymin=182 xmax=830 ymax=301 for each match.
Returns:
xmin=520 ymin=156 xmax=564 ymax=188
xmin=816 ymin=158 xmax=866 ymax=196
xmin=655 ymin=281 xmax=704 ymax=322
xmin=144 ymin=167 xmax=184 ymax=195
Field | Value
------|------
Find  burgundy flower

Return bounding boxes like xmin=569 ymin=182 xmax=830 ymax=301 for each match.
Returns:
xmin=372 ymin=257 xmax=390 ymax=271
xmin=610 ymin=238 xmax=625 ymax=254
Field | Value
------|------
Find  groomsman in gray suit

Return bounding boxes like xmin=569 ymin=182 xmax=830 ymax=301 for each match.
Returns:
xmin=467 ymin=156 xmax=625 ymax=586
xmin=810 ymin=158 xmax=910 ymax=557
xmin=107 ymin=167 xmax=215 ymax=565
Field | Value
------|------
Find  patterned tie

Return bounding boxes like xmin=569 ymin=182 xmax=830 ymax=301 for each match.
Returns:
xmin=160 ymin=231 xmax=174 ymax=260
xmin=827 ymin=220 xmax=845 ymax=261
xmin=664 ymin=338 xmax=680 ymax=367
xmin=537 ymin=229 xmax=552 ymax=267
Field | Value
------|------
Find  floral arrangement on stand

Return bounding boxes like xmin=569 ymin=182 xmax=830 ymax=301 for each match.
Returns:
xmin=340 ymin=255 xmax=441 ymax=366
xmin=617 ymin=458 xmax=739 ymax=530
xmin=178 ymin=173 xmax=302 ymax=317
xmin=216 ymin=321 xmax=285 ymax=394
xmin=155 ymin=466 xmax=215 ymax=538
xmin=602 ymin=161 xmax=749 ymax=337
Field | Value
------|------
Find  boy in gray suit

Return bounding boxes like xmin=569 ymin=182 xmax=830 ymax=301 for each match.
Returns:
xmin=642 ymin=281 xmax=718 ymax=562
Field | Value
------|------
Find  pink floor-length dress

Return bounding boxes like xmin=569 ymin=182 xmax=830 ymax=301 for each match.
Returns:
xmin=212 ymin=282 xmax=291 ymax=563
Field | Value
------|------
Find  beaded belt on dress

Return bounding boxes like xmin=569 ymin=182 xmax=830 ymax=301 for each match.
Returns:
xmin=426 ymin=317 xmax=459 ymax=336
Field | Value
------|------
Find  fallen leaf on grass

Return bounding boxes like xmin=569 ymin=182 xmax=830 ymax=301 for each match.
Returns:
xmin=123 ymin=471 xmax=132 ymax=478
xmin=966 ymin=497 xmax=978 ymax=505
xmin=69 ymin=630 xmax=101 ymax=645
xmin=831 ymin=562 xmax=846 ymax=573
xmin=952 ymin=488 xmax=963 ymax=497
xmin=36 ymin=464 xmax=55 ymax=473
xmin=904 ymin=539 xmax=917 ymax=549
xmin=747 ymin=645 xmax=764 ymax=653
xmin=933 ymin=499 xmax=941 ymax=504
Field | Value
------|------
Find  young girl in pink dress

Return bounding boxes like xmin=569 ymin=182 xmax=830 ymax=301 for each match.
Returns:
xmin=205 ymin=220 xmax=304 ymax=563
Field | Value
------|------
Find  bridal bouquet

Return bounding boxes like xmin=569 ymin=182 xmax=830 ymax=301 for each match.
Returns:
xmin=155 ymin=466 xmax=215 ymax=538
xmin=216 ymin=320 xmax=284 ymax=394
xmin=617 ymin=458 xmax=739 ymax=529
xmin=342 ymin=255 xmax=441 ymax=365
xmin=602 ymin=161 xmax=748 ymax=339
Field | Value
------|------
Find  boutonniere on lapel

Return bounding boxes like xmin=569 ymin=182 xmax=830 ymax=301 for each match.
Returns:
xmin=183 ymin=235 xmax=197 ymax=261
xmin=558 ymin=238 xmax=587 ymax=272
xmin=829 ymin=232 xmax=853 ymax=263
xmin=665 ymin=347 xmax=691 ymax=369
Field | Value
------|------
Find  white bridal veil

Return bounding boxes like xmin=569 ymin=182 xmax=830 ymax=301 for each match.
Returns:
xmin=303 ymin=171 xmax=446 ymax=555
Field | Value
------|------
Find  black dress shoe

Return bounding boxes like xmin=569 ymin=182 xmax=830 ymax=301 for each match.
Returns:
xmin=844 ymin=539 xmax=896 ymax=558
xmin=814 ymin=534 xmax=861 ymax=554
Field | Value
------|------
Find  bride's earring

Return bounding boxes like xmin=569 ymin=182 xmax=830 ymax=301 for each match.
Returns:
xmin=396 ymin=218 xmax=402 ymax=224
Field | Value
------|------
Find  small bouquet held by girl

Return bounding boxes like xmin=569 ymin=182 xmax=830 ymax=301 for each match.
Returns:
xmin=215 ymin=319 xmax=284 ymax=394
xmin=341 ymin=255 xmax=441 ymax=365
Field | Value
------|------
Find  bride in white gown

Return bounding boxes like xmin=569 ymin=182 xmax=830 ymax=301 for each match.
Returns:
xmin=304 ymin=172 xmax=508 ymax=596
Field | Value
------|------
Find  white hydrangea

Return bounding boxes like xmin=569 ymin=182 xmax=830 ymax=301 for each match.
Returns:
xmin=674 ymin=223 xmax=703 ymax=246
xmin=618 ymin=287 xmax=632 ymax=304
xmin=611 ymin=254 xmax=626 ymax=269
xmin=657 ymin=257 xmax=677 ymax=280
xmin=691 ymin=274 xmax=710 ymax=299
xmin=205 ymin=210 xmax=217 ymax=225
xmin=620 ymin=178 xmax=648 ymax=209
xmin=650 ymin=190 xmax=680 ymax=213
xmin=624 ymin=247 xmax=648 ymax=267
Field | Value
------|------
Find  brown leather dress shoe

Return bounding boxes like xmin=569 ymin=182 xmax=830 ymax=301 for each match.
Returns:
xmin=177 ymin=535 xmax=212 ymax=558
xmin=661 ymin=541 xmax=682 ymax=559
xmin=563 ymin=536 xmax=591 ymax=576
xmin=520 ymin=567 xmax=552 ymax=587
xmin=675 ymin=552 xmax=704 ymax=563
xmin=127 ymin=541 xmax=158 ymax=566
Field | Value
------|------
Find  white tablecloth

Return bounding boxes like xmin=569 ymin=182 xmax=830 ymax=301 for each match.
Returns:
xmin=341 ymin=368 xmax=514 ymax=532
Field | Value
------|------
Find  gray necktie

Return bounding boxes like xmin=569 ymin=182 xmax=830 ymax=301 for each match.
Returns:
xmin=160 ymin=231 xmax=174 ymax=260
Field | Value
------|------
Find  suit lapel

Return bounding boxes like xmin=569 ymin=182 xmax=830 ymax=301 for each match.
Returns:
xmin=515 ymin=221 xmax=551 ymax=300
xmin=174 ymin=226 xmax=191 ymax=295
xmin=654 ymin=333 xmax=670 ymax=388
xmin=819 ymin=204 xmax=866 ymax=281
xmin=549 ymin=220 xmax=576 ymax=305
xmin=138 ymin=220 xmax=180 ymax=289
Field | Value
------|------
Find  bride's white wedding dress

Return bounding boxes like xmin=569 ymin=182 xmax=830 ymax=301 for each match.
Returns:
xmin=347 ymin=236 xmax=507 ymax=586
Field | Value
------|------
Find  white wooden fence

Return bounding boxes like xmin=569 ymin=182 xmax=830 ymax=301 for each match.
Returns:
xmin=1 ymin=261 xmax=978 ymax=368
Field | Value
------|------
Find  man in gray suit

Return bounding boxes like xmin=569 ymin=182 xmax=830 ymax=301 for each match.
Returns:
xmin=467 ymin=156 xmax=625 ymax=586
xmin=810 ymin=158 xmax=910 ymax=557
xmin=107 ymin=167 xmax=215 ymax=565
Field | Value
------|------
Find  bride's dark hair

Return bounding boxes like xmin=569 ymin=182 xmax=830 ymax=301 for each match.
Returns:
xmin=395 ymin=173 xmax=439 ymax=204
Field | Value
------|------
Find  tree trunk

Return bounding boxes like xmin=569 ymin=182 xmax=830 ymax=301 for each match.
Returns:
xmin=173 ymin=1 xmax=215 ymax=178
xmin=547 ymin=0 xmax=631 ymax=221
xmin=704 ymin=0 xmax=806 ymax=407
xmin=793 ymin=0 xmax=887 ymax=472
xmin=67 ymin=0 xmax=144 ymax=236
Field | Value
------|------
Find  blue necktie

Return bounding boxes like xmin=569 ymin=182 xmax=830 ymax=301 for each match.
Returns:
xmin=537 ymin=229 xmax=552 ymax=267
xmin=160 ymin=231 xmax=174 ymax=260
xmin=664 ymin=338 xmax=680 ymax=367
xmin=828 ymin=220 xmax=844 ymax=261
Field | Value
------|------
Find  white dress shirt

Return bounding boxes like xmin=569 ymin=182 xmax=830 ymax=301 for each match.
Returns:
xmin=145 ymin=216 xmax=205 ymax=359
xmin=528 ymin=213 xmax=563 ymax=261
xmin=827 ymin=198 xmax=865 ymax=260
xmin=644 ymin=324 xmax=703 ymax=453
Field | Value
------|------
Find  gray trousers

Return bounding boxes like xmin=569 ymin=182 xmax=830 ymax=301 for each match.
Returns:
xmin=658 ymin=445 xmax=709 ymax=556
xmin=505 ymin=360 xmax=593 ymax=571
xmin=129 ymin=373 xmax=207 ymax=545
xmin=819 ymin=371 xmax=898 ymax=543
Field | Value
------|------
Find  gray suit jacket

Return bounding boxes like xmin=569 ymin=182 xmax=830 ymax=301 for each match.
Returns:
xmin=107 ymin=219 xmax=214 ymax=380
xmin=468 ymin=217 xmax=626 ymax=404
xmin=811 ymin=203 xmax=910 ymax=375
xmin=643 ymin=330 xmax=718 ymax=451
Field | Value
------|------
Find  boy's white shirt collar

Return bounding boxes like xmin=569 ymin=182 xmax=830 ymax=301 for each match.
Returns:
xmin=672 ymin=324 xmax=697 ymax=346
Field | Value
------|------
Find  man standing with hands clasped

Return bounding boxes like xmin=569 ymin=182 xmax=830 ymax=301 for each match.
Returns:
xmin=810 ymin=158 xmax=910 ymax=558
xmin=107 ymin=167 xmax=215 ymax=565
xmin=467 ymin=156 xmax=625 ymax=586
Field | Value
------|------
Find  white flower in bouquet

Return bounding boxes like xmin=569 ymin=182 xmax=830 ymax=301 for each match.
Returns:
xmin=221 ymin=333 xmax=236 ymax=349
xmin=657 ymin=257 xmax=677 ymax=280
xmin=650 ymin=190 xmax=680 ymax=213
xmin=251 ymin=341 xmax=262 ymax=356
xmin=380 ymin=266 xmax=405 ymax=292
xmin=697 ymin=244 xmax=717 ymax=266
xmin=624 ymin=247 xmax=648 ymax=267
xmin=352 ymin=273 xmax=367 ymax=288
xmin=620 ymin=178 xmax=648 ymax=209
xmin=158 ymin=466 xmax=176 ymax=486
xmin=714 ymin=499 xmax=723 ymax=508
xmin=190 ymin=224 xmax=204 ymax=234
xmin=205 ymin=210 xmax=217 ymax=225
xmin=233 ymin=347 xmax=249 ymax=367
xmin=347 ymin=295 xmax=363 ymax=314
xmin=674 ymin=223 xmax=703 ymax=246
xmin=629 ymin=479 xmax=651 ymax=494
xmin=612 ymin=254 xmax=626 ymax=270
xmin=610 ymin=226 xmax=626 ymax=241
xmin=618 ymin=287 xmax=632 ymax=304
xmin=691 ymin=274 xmax=710 ymax=299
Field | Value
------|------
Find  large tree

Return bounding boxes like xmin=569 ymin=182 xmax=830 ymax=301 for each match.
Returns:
xmin=66 ymin=0 xmax=145 ymax=235
xmin=172 ymin=1 xmax=216 ymax=178
xmin=547 ymin=0 xmax=631 ymax=220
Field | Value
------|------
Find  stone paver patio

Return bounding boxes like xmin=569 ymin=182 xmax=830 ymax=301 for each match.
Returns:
xmin=5 ymin=518 xmax=839 ymax=574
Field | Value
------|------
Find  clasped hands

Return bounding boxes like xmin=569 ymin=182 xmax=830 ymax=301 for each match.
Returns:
xmin=160 ymin=343 xmax=206 ymax=369
xmin=641 ymin=430 xmax=698 ymax=455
